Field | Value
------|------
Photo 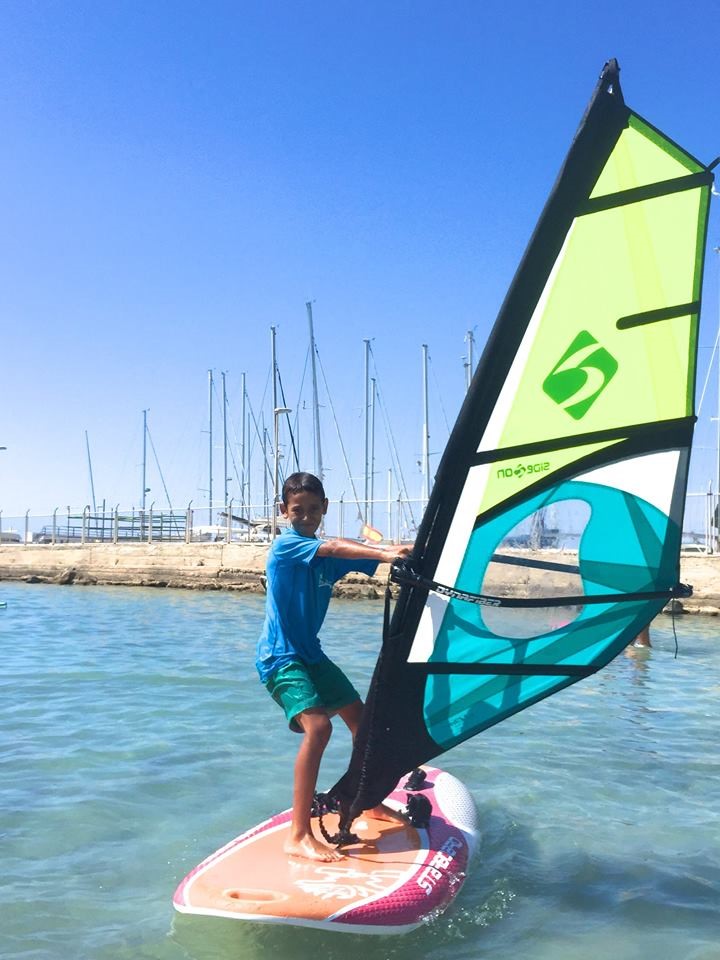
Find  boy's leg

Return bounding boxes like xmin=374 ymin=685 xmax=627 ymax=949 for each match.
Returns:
xmin=337 ymin=698 xmax=363 ymax=738
xmin=285 ymin=708 xmax=344 ymax=861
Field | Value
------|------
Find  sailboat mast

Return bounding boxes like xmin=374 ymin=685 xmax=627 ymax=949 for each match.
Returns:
xmin=715 ymin=247 xmax=720 ymax=504
xmin=422 ymin=343 xmax=430 ymax=505
xmin=271 ymin=326 xmax=281 ymax=539
xmin=263 ymin=424 xmax=269 ymax=533
xmin=241 ymin=372 xmax=247 ymax=510
xmin=369 ymin=377 xmax=376 ymax=526
xmin=142 ymin=409 xmax=148 ymax=512
xmin=271 ymin=325 xmax=278 ymax=417
xmin=85 ymin=430 xmax=97 ymax=513
xmin=306 ymin=302 xmax=324 ymax=483
xmin=208 ymin=370 xmax=213 ymax=525
xmin=222 ymin=372 xmax=228 ymax=509
xmin=363 ymin=339 xmax=371 ymax=524
xmin=465 ymin=329 xmax=475 ymax=391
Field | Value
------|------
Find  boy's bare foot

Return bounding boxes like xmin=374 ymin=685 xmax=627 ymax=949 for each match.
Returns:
xmin=365 ymin=802 xmax=407 ymax=824
xmin=284 ymin=833 xmax=345 ymax=862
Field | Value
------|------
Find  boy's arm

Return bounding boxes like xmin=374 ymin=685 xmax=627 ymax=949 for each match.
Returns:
xmin=316 ymin=537 xmax=413 ymax=564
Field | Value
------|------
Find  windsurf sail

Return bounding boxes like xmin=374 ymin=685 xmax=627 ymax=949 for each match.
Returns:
xmin=332 ymin=60 xmax=716 ymax=820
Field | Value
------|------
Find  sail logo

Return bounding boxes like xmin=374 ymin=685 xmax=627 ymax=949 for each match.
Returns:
xmin=542 ymin=330 xmax=618 ymax=420
xmin=497 ymin=461 xmax=549 ymax=481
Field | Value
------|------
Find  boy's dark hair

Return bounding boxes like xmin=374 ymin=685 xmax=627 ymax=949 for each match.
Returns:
xmin=282 ymin=471 xmax=326 ymax=504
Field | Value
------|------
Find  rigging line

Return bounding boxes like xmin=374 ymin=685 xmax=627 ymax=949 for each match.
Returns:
xmin=671 ymin=601 xmax=680 ymax=659
xmin=145 ymin=425 xmax=174 ymax=512
xmin=244 ymin=368 xmax=270 ymax=469
xmin=314 ymin=345 xmax=364 ymax=521
xmin=373 ymin=377 xmax=414 ymax=518
xmin=221 ymin=395 xmax=246 ymax=503
xmin=275 ymin=365 xmax=300 ymax=469
xmin=292 ymin=347 xmax=311 ymax=472
xmin=248 ymin=365 xmax=272 ymax=466
xmin=211 ymin=373 xmax=251 ymax=506
xmin=368 ymin=343 xmax=417 ymax=529
xmin=696 ymin=324 xmax=720 ymax=417
xmin=427 ymin=353 xmax=452 ymax=434
xmin=244 ymin=391 xmax=275 ymax=488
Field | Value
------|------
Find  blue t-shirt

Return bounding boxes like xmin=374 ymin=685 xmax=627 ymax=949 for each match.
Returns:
xmin=255 ymin=527 xmax=378 ymax=683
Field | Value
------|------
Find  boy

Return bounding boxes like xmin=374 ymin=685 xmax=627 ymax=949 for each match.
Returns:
xmin=256 ymin=471 xmax=412 ymax=862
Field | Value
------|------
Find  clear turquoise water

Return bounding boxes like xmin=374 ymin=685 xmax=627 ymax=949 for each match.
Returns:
xmin=1 ymin=581 xmax=719 ymax=960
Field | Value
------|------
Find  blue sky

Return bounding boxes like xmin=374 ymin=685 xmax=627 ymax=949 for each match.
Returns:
xmin=0 ymin=1 xmax=718 ymax=521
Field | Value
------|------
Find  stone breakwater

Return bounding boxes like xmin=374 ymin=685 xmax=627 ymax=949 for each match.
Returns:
xmin=1 ymin=543 xmax=720 ymax=614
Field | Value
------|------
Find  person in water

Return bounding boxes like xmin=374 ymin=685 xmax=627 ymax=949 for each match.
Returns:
xmin=256 ymin=471 xmax=412 ymax=862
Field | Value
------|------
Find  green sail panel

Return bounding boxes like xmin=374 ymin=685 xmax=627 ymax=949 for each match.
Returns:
xmin=479 ymin=187 xmax=704 ymax=457
xmin=590 ymin=115 xmax=704 ymax=198
xmin=331 ymin=61 xmax=714 ymax=820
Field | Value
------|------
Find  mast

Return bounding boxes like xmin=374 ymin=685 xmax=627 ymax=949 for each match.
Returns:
xmin=465 ymin=329 xmax=475 ymax=391
xmin=715 ymin=247 xmax=720 ymax=498
xmin=422 ymin=343 xmax=430 ymax=505
xmin=85 ymin=430 xmax=97 ymax=512
xmin=142 ymin=409 xmax=149 ymax=512
xmin=715 ymin=246 xmax=720 ymax=550
xmin=241 ymin=372 xmax=247 ymax=510
xmin=363 ymin=338 xmax=371 ymax=524
xmin=207 ymin=370 xmax=213 ymax=525
xmin=307 ymin=302 xmax=324 ymax=483
xmin=222 ymin=371 xmax=229 ymax=509
xmin=369 ymin=377 xmax=376 ymax=526
xmin=269 ymin=327 xmax=291 ymax=538
xmin=263 ymin=424 xmax=269 ymax=531
xmin=271 ymin=326 xmax=278 ymax=538
xmin=271 ymin=325 xmax=278 ymax=418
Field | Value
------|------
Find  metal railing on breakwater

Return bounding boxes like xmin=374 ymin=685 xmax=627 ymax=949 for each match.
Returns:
xmin=0 ymin=490 xmax=717 ymax=553
xmin=0 ymin=495 xmax=424 ymax=546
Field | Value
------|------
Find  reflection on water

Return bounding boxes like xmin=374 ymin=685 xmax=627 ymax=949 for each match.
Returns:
xmin=1 ymin=582 xmax=718 ymax=960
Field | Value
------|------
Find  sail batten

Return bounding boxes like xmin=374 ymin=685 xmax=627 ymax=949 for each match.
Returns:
xmin=471 ymin=414 xmax=696 ymax=464
xmin=581 ymin=171 xmax=711 ymax=214
xmin=617 ymin=302 xmax=700 ymax=329
xmin=411 ymin=663 xmax=596 ymax=677
xmin=331 ymin=60 xmax=714 ymax=820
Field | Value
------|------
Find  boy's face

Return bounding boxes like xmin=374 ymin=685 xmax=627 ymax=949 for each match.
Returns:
xmin=280 ymin=490 xmax=328 ymax=537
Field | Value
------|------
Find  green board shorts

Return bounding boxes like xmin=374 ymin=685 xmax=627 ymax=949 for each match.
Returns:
xmin=265 ymin=658 xmax=361 ymax=733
